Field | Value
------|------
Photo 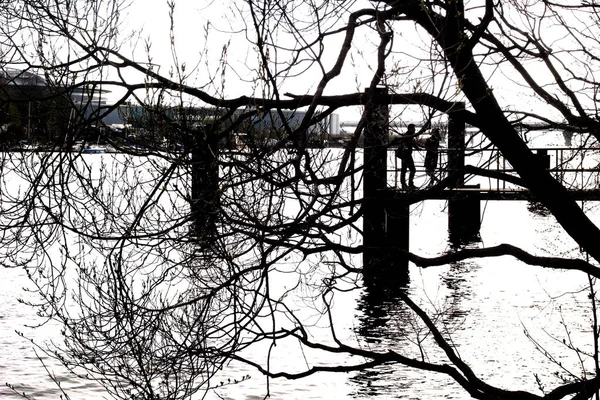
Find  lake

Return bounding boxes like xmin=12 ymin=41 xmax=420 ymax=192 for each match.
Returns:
xmin=1 ymin=132 xmax=599 ymax=399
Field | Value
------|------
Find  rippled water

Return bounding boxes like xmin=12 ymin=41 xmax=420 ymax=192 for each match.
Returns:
xmin=2 ymin=199 xmax=597 ymax=399
xmin=2 ymin=135 xmax=599 ymax=399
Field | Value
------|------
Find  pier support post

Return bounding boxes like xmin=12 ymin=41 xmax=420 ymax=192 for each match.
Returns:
xmin=382 ymin=200 xmax=410 ymax=284
xmin=362 ymin=87 xmax=410 ymax=285
xmin=362 ymin=87 xmax=401 ymax=281
xmin=364 ymin=196 xmax=410 ymax=286
xmin=448 ymin=102 xmax=465 ymax=188
xmin=448 ymin=184 xmax=481 ymax=243
xmin=447 ymin=103 xmax=481 ymax=243
xmin=363 ymin=87 xmax=388 ymax=196
xmin=535 ymin=149 xmax=550 ymax=170
xmin=363 ymin=87 xmax=388 ymax=270
xmin=190 ymin=124 xmax=220 ymax=245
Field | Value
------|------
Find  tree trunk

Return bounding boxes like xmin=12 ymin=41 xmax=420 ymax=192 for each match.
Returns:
xmin=415 ymin=4 xmax=600 ymax=262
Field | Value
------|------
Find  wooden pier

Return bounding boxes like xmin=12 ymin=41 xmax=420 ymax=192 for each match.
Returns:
xmin=361 ymin=90 xmax=600 ymax=285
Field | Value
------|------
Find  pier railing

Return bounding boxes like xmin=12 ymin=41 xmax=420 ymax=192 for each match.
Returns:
xmin=390 ymin=146 xmax=600 ymax=191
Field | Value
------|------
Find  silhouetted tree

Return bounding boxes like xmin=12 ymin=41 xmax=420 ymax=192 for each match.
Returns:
xmin=3 ymin=1 xmax=600 ymax=400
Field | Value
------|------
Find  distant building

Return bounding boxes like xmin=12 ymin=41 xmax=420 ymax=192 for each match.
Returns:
xmin=0 ymin=68 xmax=113 ymax=143
xmin=0 ymin=69 xmax=342 ymax=139
xmin=0 ymin=68 xmax=46 ymax=88
xmin=0 ymin=68 xmax=108 ymax=105
xmin=104 ymin=104 xmax=340 ymax=143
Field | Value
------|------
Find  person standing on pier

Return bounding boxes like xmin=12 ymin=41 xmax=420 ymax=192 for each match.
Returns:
xmin=396 ymin=123 xmax=417 ymax=190
xmin=424 ymin=128 xmax=442 ymax=186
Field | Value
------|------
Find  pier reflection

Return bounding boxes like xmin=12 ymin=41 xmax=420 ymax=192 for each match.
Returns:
xmin=350 ymin=273 xmax=412 ymax=397
xmin=351 ymin=248 xmax=475 ymax=398
xmin=443 ymin=237 xmax=479 ymax=325
xmin=439 ymin=261 xmax=475 ymax=325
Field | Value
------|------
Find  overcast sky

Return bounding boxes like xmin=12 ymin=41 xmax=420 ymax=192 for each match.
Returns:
xmin=113 ymin=0 xmax=416 ymax=122
xmin=108 ymin=0 xmax=575 ymax=125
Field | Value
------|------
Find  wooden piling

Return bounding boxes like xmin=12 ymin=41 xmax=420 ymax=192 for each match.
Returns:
xmin=362 ymin=87 xmax=389 ymax=277
xmin=362 ymin=87 xmax=410 ymax=284
xmin=190 ymin=124 xmax=220 ymax=244
xmin=382 ymin=200 xmax=410 ymax=284
xmin=447 ymin=103 xmax=481 ymax=243
xmin=447 ymin=102 xmax=465 ymax=188
xmin=448 ymin=185 xmax=481 ymax=243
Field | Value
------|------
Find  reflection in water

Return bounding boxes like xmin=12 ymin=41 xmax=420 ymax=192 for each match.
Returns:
xmin=527 ymin=200 xmax=552 ymax=217
xmin=356 ymin=279 xmax=410 ymax=343
xmin=350 ymin=242 xmax=477 ymax=398
xmin=448 ymin=230 xmax=481 ymax=250
xmin=350 ymin=279 xmax=413 ymax=397
xmin=443 ymin=238 xmax=479 ymax=325
xmin=440 ymin=261 xmax=476 ymax=325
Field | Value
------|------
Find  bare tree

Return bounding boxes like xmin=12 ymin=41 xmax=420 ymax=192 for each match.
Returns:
xmin=4 ymin=1 xmax=600 ymax=400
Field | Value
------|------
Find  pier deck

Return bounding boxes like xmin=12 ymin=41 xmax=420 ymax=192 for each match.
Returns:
xmin=388 ymin=186 xmax=600 ymax=201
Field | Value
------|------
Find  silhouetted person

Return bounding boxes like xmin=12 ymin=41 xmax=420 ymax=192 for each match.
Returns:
xmin=424 ymin=128 xmax=441 ymax=186
xmin=396 ymin=124 xmax=416 ymax=190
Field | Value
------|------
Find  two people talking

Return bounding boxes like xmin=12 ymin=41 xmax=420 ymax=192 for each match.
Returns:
xmin=394 ymin=124 xmax=442 ymax=190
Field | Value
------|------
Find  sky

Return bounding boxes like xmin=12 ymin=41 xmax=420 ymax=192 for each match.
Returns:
xmin=110 ymin=0 xmax=429 ymax=122
xmin=99 ymin=0 xmax=583 ymax=126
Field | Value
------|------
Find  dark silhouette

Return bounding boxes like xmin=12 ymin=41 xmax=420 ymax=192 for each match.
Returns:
xmin=12 ymin=2 xmax=600 ymax=400
xmin=396 ymin=124 xmax=416 ymax=189
xmin=424 ymin=128 xmax=441 ymax=186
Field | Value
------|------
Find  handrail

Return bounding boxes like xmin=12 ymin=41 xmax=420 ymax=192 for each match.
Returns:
xmin=388 ymin=146 xmax=600 ymax=190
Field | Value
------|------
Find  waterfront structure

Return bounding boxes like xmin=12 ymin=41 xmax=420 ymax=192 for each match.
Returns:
xmin=362 ymin=92 xmax=600 ymax=286
xmin=0 ymin=68 xmax=110 ymax=144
